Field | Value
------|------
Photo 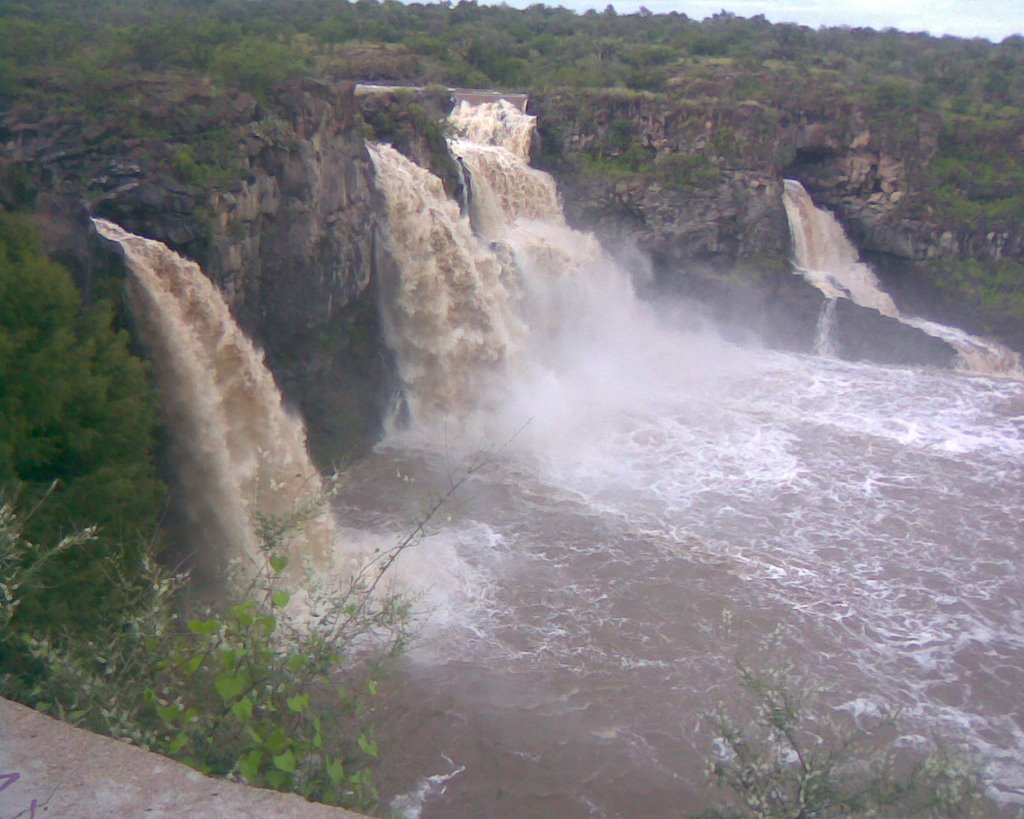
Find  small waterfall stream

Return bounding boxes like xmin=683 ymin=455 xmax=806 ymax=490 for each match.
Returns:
xmin=782 ymin=179 xmax=1022 ymax=377
xmin=813 ymin=298 xmax=838 ymax=357
xmin=94 ymin=219 xmax=333 ymax=571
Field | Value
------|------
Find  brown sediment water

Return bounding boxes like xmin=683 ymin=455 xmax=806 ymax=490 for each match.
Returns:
xmin=355 ymin=103 xmax=1024 ymax=816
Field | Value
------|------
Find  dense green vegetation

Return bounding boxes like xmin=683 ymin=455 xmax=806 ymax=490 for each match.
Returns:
xmin=3 ymin=0 xmax=1022 ymax=246
xmin=5 ymin=0 xmax=1022 ymax=100
xmin=927 ymin=117 xmax=1024 ymax=230
xmin=3 ymin=0 xmax=1023 ymax=162
xmin=933 ymin=257 xmax=1024 ymax=327
xmin=0 ymin=214 xmax=163 ymax=636
xmin=1 ymin=493 xmax=406 ymax=810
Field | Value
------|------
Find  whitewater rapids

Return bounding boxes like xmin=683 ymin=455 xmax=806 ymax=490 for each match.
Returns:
xmin=357 ymin=101 xmax=1024 ymax=816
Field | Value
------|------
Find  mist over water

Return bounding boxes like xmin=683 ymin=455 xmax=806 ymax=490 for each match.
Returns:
xmin=360 ymin=105 xmax=1024 ymax=815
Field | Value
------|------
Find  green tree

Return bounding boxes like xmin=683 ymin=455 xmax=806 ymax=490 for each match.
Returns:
xmin=0 ymin=213 xmax=164 ymax=636
xmin=211 ymin=36 xmax=312 ymax=100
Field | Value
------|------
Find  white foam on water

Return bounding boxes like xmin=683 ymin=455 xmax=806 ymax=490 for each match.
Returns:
xmin=390 ymin=759 xmax=466 ymax=819
xmin=364 ymin=102 xmax=1024 ymax=811
xmin=363 ymin=342 xmax=1024 ymax=806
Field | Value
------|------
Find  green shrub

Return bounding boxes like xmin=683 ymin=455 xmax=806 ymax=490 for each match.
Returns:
xmin=0 ymin=214 xmax=164 ymax=636
xmin=656 ymin=152 xmax=722 ymax=190
xmin=211 ymin=37 xmax=311 ymax=101
xmin=170 ymin=146 xmax=207 ymax=186
xmin=933 ymin=257 xmax=1024 ymax=319
xmin=3 ymin=494 xmax=413 ymax=811
xmin=700 ymin=622 xmax=997 ymax=818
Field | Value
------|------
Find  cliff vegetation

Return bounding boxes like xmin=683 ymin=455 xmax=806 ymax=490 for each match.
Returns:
xmin=3 ymin=0 xmax=1023 ymax=346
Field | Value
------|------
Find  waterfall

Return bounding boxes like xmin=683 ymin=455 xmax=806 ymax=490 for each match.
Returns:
xmin=93 ymin=219 xmax=333 ymax=572
xmin=447 ymin=99 xmax=535 ymax=163
xmin=447 ymin=100 xmax=564 ymax=238
xmin=367 ymin=143 xmax=524 ymax=419
xmin=444 ymin=101 xmax=637 ymax=370
xmin=782 ymin=180 xmax=899 ymax=317
xmin=782 ymin=180 xmax=1022 ymax=377
xmin=813 ymin=298 xmax=838 ymax=357
xmin=371 ymin=99 xmax=689 ymax=436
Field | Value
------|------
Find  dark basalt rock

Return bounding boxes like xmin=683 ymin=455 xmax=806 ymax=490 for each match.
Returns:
xmin=1 ymin=80 xmax=398 ymax=465
xmin=830 ymin=299 xmax=956 ymax=368
xmin=530 ymin=91 xmax=1023 ymax=361
xmin=663 ymin=268 xmax=956 ymax=369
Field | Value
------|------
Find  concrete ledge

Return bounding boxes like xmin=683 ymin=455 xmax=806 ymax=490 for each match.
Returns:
xmin=0 ymin=697 xmax=363 ymax=818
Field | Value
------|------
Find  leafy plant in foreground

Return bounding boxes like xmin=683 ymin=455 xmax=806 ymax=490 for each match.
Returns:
xmin=3 ymin=489 xmax=415 ymax=811
xmin=2 ymin=448 xmax=498 ymax=810
xmin=700 ymin=624 xmax=997 ymax=818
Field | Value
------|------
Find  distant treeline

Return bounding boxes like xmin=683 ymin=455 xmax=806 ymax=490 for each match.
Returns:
xmin=2 ymin=0 xmax=1023 ymax=110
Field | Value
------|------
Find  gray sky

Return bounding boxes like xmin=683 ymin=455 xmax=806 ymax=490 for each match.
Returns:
xmin=497 ymin=0 xmax=1023 ymax=41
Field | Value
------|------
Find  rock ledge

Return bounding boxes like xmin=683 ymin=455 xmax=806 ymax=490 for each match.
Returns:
xmin=0 ymin=697 xmax=362 ymax=819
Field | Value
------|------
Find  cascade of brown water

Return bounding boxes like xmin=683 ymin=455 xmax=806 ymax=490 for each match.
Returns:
xmin=371 ymin=100 xmax=646 ymax=424
xmin=94 ymin=218 xmax=333 ymax=573
xmin=782 ymin=179 xmax=1022 ymax=377
xmin=447 ymin=100 xmax=563 ymax=238
xmin=367 ymin=144 xmax=524 ymax=420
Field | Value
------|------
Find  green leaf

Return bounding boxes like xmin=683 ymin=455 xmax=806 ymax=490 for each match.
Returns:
xmin=230 ymin=601 xmax=255 ymax=627
xmin=312 ymin=716 xmax=323 ymax=750
xmin=238 ymin=750 xmax=262 ymax=782
xmin=326 ymin=757 xmax=345 ymax=785
xmin=368 ymin=678 xmax=378 ymax=696
xmin=167 ymin=731 xmax=189 ymax=754
xmin=266 ymin=769 xmax=290 ymax=790
xmin=358 ymin=733 xmax=378 ymax=758
xmin=257 ymin=614 xmax=277 ymax=635
xmin=271 ymin=590 xmax=291 ymax=608
xmin=286 ymin=653 xmax=307 ymax=673
xmin=214 ymin=673 xmax=248 ymax=702
xmin=231 ymin=696 xmax=254 ymax=723
xmin=182 ymin=653 xmax=204 ymax=674
xmin=273 ymin=749 xmax=297 ymax=773
xmin=266 ymin=728 xmax=289 ymax=754
xmin=286 ymin=693 xmax=309 ymax=714
xmin=269 ymin=555 xmax=289 ymax=573
xmin=157 ymin=704 xmax=181 ymax=726
xmin=187 ymin=618 xmax=219 ymax=635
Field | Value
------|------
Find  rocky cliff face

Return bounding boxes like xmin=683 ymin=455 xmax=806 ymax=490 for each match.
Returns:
xmin=531 ymin=89 xmax=1024 ymax=356
xmin=201 ymin=81 xmax=394 ymax=468
xmin=532 ymin=92 xmax=790 ymax=279
xmin=787 ymin=120 xmax=1024 ymax=351
xmin=3 ymin=80 xmax=1018 ymax=475
xmin=1 ymin=79 xmax=396 ymax=466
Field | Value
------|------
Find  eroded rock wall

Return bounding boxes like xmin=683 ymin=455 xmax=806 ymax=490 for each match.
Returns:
xmin=530 ymin=90 xmax=1024 ymax=355
xmin=1 ymin=80 xmax=396 ymax=465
